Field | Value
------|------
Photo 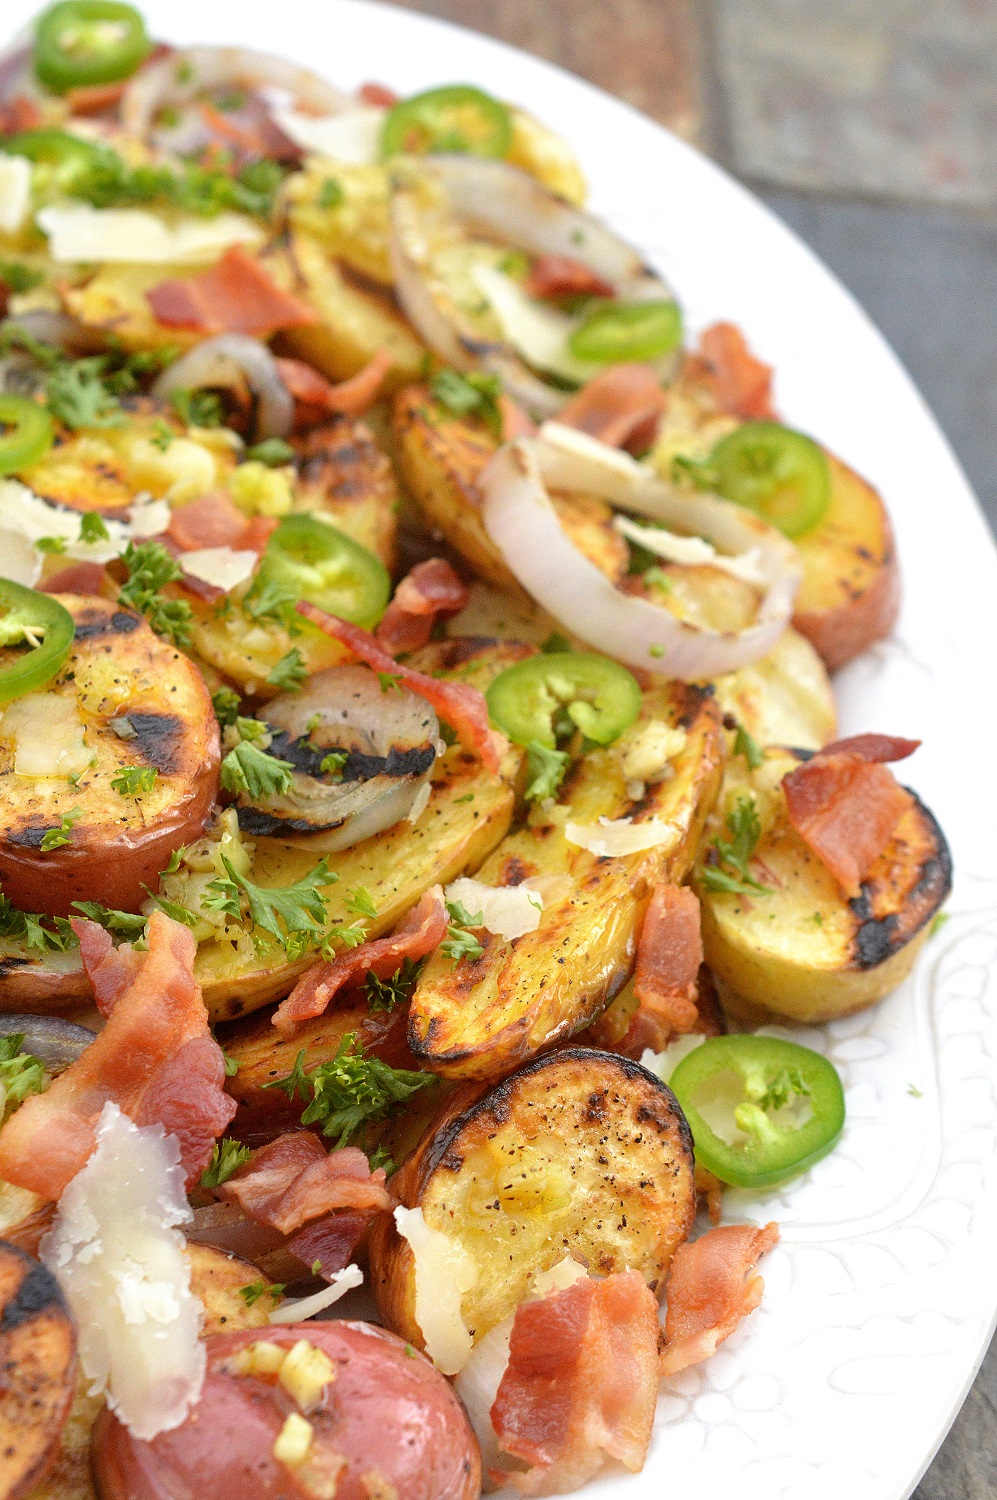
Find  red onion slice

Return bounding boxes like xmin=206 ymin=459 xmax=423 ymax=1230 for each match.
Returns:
xmin=0 ymin=1015 xmax=95 ymax=1073
xmin=150 ymin=334 xmax=293 ymax=440
xmin=479 ymin=429 xmax=801 ymax=680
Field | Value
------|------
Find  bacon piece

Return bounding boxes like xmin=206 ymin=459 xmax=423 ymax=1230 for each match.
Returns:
xmin=75 ymin=919 xmax=144 ymax=1020
xmin=631 ymin=883 xmax=703 ymax=1047
xmin=287 ymin=1208 xmax=371 ymax=1278
xmin=0 ymin=912 xmax=236 ymax=1198
xmin=691 ymin=322 xmax=777 ymax=421
xmin=147 ymin=245 xmax=318 ymax=337
xmin=491 ymin=1271 xmax=660 ymax=1494
xmin=375 ymin=558 xmax=469 ymax=656
xmin=273 ymin=887 xmax=448 ymax=1036
xmin=275 ymin=351 xmax=393 ymax=428
xmin=0 ymin=96 xmax=42 ymax=135
xmin=783 ymin=752 xmax=915 ymax=899
xmin=555 ymin=364 xmax=666 ymax=452
xmin=297 ymin=602 xmax=507 ymax=774
xmin=41 ymin=561 xmax=107 ymax=596
xmin=218 ymin=1133 xmax=391 ymax=1235
xmin=524 ymin=255 xmax=615 ymax=302
xmin=359 ymin=81 xmax=400 ymax=107
xmin=168 ymin=490 xmax=252 ymax=552
xmin=817 ymin=732 xmax=920 ymax=764
xmin=660 ymin=1221 xmax=779 ymax=1376
xmin=66 ymin=80 xmax=128 ymax=114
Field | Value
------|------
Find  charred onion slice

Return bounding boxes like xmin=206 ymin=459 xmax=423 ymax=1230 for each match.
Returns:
xmin=479 ymin=427 xmax=801 ymax=679
xmin=389 ymin=156 xmax=677 ymax=416
xmin=150 ymin=335 xmax=293 ymax=441
xmin=0 ymin=1015 xmax=94 ymax=1073
xmin=235 ymin=664 xmax=439 ymax=850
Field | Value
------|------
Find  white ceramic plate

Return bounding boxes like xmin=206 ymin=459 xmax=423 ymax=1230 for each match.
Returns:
xmin=6 ymin=2 xmax=997 ymax=1495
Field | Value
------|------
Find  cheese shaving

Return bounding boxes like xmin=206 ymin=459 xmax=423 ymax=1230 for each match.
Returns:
xmin=404 ymin=779 xmax=432 ymax=826
xmin=0 ymin=479 xmax=167 ymax=563
xmin=613 ymin=513 xmax=766 ymax=586
xmin=1 ymin=691 xmax=92 ymax=778
xmin=179 ymin=546 xmax=258 ymax=592
xmin=444 ymin=876 xmax=543 ymax=941
xmin=565 ymin=815 xmax=680 ymax=858
xmin=275 ymin=106 xmax=385 ymax=164
xmin=269 ymin=1263 xmax=363 ymax=1324
xmin=36 ymin=203 xmax=263 ymax=264
xmin=0 ymin=155 xmax=31 ymax=234
xmin=40 ymin=1102 xmax=206 ymax=1441
xmin=471 ymin=264 xmax=595 ymax=385
xmin=393 ymin=1206 xmax=478 ymax=1376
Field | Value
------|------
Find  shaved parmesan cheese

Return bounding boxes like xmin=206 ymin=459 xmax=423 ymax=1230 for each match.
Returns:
xmin=275 ymin=106 xmax=385 ymax=164
xmin=471 ymin=264 xmax=596 ymax=385
xmin=640 ymin=1033 xmax=706 ymax=1084
xmin=269 ymin=1263 xmax=363 ymax=1324
xmin=393 ymin=1206 xmax=478 ymax=1376
xmin=1 ymin=691 xmax=92 ymax=778
xmin=565 ymin=815 xmax=679 ymax=858
xmin=613 ymin=513 xmax=766 ymax=586
xmin=40 ymin=1102 xmax=205 ymax=1441
xmin=0 ymin=479 xmax=167 ymax=563
xmin=0 ymin=155 xmax=31 ymax=234
xmin=36 ymin=203 xmax=263 ymax=264
xmin=539 ymin=420 xmax=648 ymax=481
xmin=405 ymin=778 xmax=432 ymax=826
xmin=0 ymin=528 xmax=42 ymax=586
xmin=179 ymin=546 xmax=258 ymax=592
xmin=128 ymin=497 xmax=172 ymax=540
xmin=529 ymin=1255 xmax=589 ymax=1298
xmin=444 ymin=876 xmax=543 ymax=942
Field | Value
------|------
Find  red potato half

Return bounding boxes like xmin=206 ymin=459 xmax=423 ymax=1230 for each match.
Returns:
xmin=92 ymin=1320 xmax=480 ymax=1500
xmin=0 ymin=597 xmax=219 ymax=918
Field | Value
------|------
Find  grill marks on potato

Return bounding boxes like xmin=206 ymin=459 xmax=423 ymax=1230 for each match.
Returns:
xmin=0 ymin=1242 xmax=77 ymax=1500
xmin=848 ymin=792 xmax=952 ymax=969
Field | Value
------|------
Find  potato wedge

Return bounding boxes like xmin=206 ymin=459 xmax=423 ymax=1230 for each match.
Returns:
xmin=0 ymin=1242 xmax=77 ymax=1500
xmin=694 ymin=748 xmax=951 ymax=1025
xmin=369 ymin=1047 xmax=695 ymax=1349
xmin=506 ymin=108 xmax=587 ymax=206
xmin=712 ymin=627 xmax=837 ymax=750
xmin=62 ymin=263 xmax=202 ymax=356
xmin=791 ymin=453 xmax=901 ymax=672
xmin=409 ymin=679 xmax=724 ymax=1079
xmin=393 ymin=386 xmax=629 ymax=588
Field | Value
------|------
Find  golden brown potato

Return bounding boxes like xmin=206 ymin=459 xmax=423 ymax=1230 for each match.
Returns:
xmin=792 ymin=453 xmax=901 ymax=672
xmin=187 ymin=1245 xmax=279 ymax=1334
xmin=23 ymin=1373 xmax=102 ymax=1500
xmin=694 ymin=748 xmax=951 ymax=1025
xmin=408 ymin=680 xmax=724 ymax=1079
xmin=370 ymin=1047 xmax=695 ymax=1350
xmin=292 ymin=417 xmax=399 ymax=571
xmin=0 ymin=1242 xmax=77 ymax=1500
xmin=712 ymin=627 xmax=837 ymax=750
xmin=506 ymin=107 xmax=587 ymax=204
xmin=61 ymin=264 xmax=202 ymax=356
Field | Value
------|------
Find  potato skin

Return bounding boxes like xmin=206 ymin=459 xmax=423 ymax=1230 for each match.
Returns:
xmin=0 ymin=597 xmax=219 ymax=922
xmin=371 ymin=1048 xmax=696 ymax=1348
xmin=92 ymin=1321 xmax=481 ymax=1500
xmin=696 ymin=749 xmax=951 ymax=1025
xmin=792 ymin=453 xmax=901 ymax=672
xmin=0 ymin=1242 xmax=77 ymax=1500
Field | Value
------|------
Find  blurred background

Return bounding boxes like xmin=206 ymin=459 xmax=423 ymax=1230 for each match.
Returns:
xmin=394 ymin=0 xmax=997 ymax=547
xmin=393 ymin=1 xmax=995 ymax=1495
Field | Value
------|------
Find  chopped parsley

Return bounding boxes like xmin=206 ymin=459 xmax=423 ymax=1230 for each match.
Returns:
xmin=317 ymin=177 xmax=344 ymax=208
xmin=220 ymin=738 xmax=295 ymax=800
xmin=366 ymin=957 xmax=422 ymax=1013
xmin=62 ymin=143 xmax=287 ymax=220
xmin=319 ymin=750 xmax=348 ymax=779
xmin=525 ymin=740 xmax=569 ymax=802
xmin=111 ymin=766 xmax=158 ymax=797
xmin=733 ymin=724 xmax=765 ymax=770
xmin=699 ymin=794 xmax=772 ymax=897
xmin=79 ymin=511 xmax=110 ymax=545
xmin=39 ymin=806 xmax=82 ymax=852
xmin=0 ymin=887 xmax=76 ymax=951
xmin=70 ymin=900 xmax=147 ymax=936
xmin=117 ymin=540 xmax=193 ymax=647
xmin=269 ymin=1032 xmax=434 ymax=1148
xmin=541 ymin=631 xmax=571 ymax=654
xmin=202 ymin=856 xmax=333 ymax=956
xmin=929 ymin=911 xmax=950 ymax=939
xmin=46 ymin=356 xmax=123 ymax=430
xmin=239 ymin=1279 xmax=285 ymax=1306
xmin=170 ymin=387 xmax=223 ymax=429
xmin=245 ymin=438 xmax=295 ymax=467
xmin=0 ymin=260 xmax=43 ymax=294
xmin=266 ymin=647 xmax=308 ymax=691
xmin=211 ymin=685 xmax=242 ymax=727
xmin=0 ymin=1035 xmax=48 ymax=1123
xmin=242 ymin=575 xmax=300 ymax=631
xmin=200 ymin=1138 xmax=251 ymax=1187
xmin=430 ymin=367 xmax=503 ymax=438
xmin=377 ymin=672 xmax=402 ymax=695
xmin=441 ymin=898 xmax=485 ymax=965
xmin=343 ymin=886 xmax=377 ymax=919
xmin=35 ymin=536 xmax=66 ymax=555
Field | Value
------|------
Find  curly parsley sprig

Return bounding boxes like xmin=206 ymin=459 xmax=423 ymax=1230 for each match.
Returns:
xmin=268 ymin=1032 xmax=434 ymax=1149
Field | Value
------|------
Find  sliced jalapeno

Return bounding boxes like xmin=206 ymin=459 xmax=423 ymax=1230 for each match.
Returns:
xmin=668 ymin=1034 xmax=845 ymax=1189
xmin=34 ymin=1 xmax=151 ymax=94
xmin=486 ymin=650 xmax=642 ymax=749
xmin=705 ymin=421 xmax=831 ymax=539
xmin=256 ymin=513 xmax=390 ymax=631
xmin=0 ymin=396 xmax=54 ymax=475
xmin=0 ymin=582 xmax=75 ymax=704
xmin=381 ymin=84 xmax=513 ymax=160
xmin=1 ymin=127 xmax=106 ymax=197
xmin=568 ymin=299 xmax=682 ymax=364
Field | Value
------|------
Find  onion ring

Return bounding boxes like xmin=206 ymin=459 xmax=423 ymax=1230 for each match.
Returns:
xmin=389 ymin=157 xmax=676 ymax=416
xmin=150 ymin=334 xmax=293 ymax=440
xmin=479 ymin=426 xmax=801 ymax=680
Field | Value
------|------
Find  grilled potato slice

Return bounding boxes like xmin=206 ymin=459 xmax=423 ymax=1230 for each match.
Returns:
xmin=393 ymin=386 xmax=629 ymax=589
xmin=23 ymin=1373 xmax=101 ymax=1500
xmin=269 ymin=232 xmax=425 ymax=387
xmin=0 ymin=596 xmax=219 ymax=927
xmin=694 ymin=748 xmax=951 ymax=1025
xmin=0 ymin=1242 xmax=77 ymax=1500
xmin=61 ymin=263 xmax=203 ymax=356
xmin=506 ymin=107 xmax=587 ymax=205
xmin=712 ymin=627 xmax=837 ymax=750
xmin=792 ymin=453 xmax=901 ymax=671
xmin=409 ymin=679 xmax=724 ymax=1079
xmin=370 ymin=1048 xmax=695 ymax=1350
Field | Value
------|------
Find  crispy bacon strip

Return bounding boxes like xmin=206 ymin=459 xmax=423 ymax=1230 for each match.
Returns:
xmin=147 ymin=245 xmax=318 ymax=337
xmin=691 ymin=322 xmax=777 ymax=420
xmin=66 ymin=79 xmax=129 ymax=114
xmin=41 ymin=561 xmax=107 ymax=596
xmin=287 ymin=1209 xmax=371 ymax=1278
xmin=275 ymin=350 xmax=393 ymax=428
xmin=375 ymin=559 xmax=469 ymax=656
xmin=296 ymin=602 xmax=507 ymax=774
xmin=168 ymin=490 xmax=261 ymax=552
xmin=0 ymin=96 xmax=42 ymax=135
xmin=555 ymin=363 xmax=666 ymax=452
xmin=75 ymin=919 xmax=144 ymax=1019
xmin=359 ymin=81 xmax=399 ymax=107
xmin=817 ymin=733 xmax=920 ymax=763
xmin=218 ymin=1133 xmax=391 ymax=1235
xmin=783 ymin=752 xmax=915 ymax=898
xmin=524 ymin=255 xmax=615 ymax=302
xmin=0 ymin=913 xmax=235 ymax=1198
xmin=273 ymin=886 xmax=448 ymax=1036
xmin=491 ymin=1271 xmax=660 ymax=1495
xmin=631 ymin=883 xmax=703 ymax=1047
xmin=660 ymin=1222 xmax=779 ymax=1376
